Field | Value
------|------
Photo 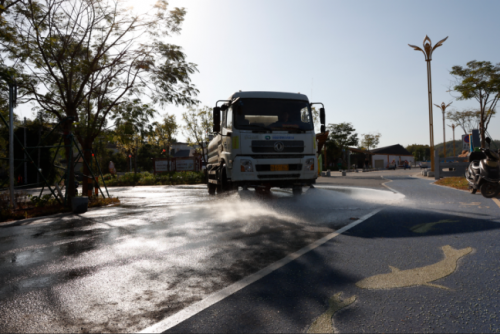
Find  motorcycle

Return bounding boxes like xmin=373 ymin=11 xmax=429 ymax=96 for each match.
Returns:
xmin=465 ymin=137 xmax=500 ymax=198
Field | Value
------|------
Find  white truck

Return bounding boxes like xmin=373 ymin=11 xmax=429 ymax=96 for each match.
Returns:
xmin=206 ymin=91 xmax=326 ymax=195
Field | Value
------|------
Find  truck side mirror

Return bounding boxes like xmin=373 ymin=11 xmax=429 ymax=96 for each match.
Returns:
xmin=320 ymin=108 xmax=325 ymax=125
xmin=486 ymin=137 xmax=491 ymax=145
xmin=213 ymin=107 xmax=221 ymax=133
xmin=321 ymin=125 xmax=325 ymax=133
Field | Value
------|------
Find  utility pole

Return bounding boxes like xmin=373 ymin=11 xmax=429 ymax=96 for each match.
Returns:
xmin=448 ymin=123 xmax=456 ymax=156
xmin=409 ymin=36 xmax=448 ymax=173
xmin=434 ymin=102 xmax=452 ymax=159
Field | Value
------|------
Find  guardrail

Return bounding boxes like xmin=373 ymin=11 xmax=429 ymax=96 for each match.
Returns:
xmin=434 ymin=150 xmax=468 ymax=180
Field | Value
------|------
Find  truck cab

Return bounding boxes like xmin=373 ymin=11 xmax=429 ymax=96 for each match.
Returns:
xmin=206 ymin=91 xmax=326 ymax=195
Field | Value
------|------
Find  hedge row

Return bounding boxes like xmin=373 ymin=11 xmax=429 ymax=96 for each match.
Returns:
xmin=99 ymin=171 xmax=205 ymax=186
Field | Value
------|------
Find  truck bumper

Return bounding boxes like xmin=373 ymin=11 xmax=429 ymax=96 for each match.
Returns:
xmin=229 ymin=156 xmax=317 ymax=188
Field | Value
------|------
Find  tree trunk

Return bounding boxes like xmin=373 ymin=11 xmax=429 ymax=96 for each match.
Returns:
xmin=63 ymin=120 xmax=76 ymax=202
xmin=81 ymin=139 xmax=93 ymax=198
xmin=480 ymin=109 xmax=486 ymax=148
xmin=134 ymin=149 xmax=138 ymax=174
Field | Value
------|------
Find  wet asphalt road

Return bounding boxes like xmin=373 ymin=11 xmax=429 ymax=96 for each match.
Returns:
xmin=0 ymin=182 xmax=399 ymax=333
xmin=1 ymin=172 xmax=500 ymax=333
xmin=163 ymin=176 xmax=500 ymax=333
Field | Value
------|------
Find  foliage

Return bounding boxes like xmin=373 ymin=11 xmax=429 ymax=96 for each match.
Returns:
xmin=111 ymin=100 xmax=157 ymax=136
xmin=2 ymin=0 xmax=199 ymax=198
xmin=450 ymin=60 xmax=500 ymax=147
xmin=182 ymin=106 xmax=213 ymax=163
xmin=148 ymin=114 xmax=178 ymax=164
xmin=446 ymin=109 xmax=496 ymax=135
xmin=100 ymin=171 xmax=204 ymax=187
xmin=361 ymin=133 xmax=381 ymax=151
xmin=406 ymin=144 xmax=430 ymax=161
xmin=112 ymin=101 xmax=155 ymax=174
xmin=433 ymin=140 xmax=500 ymax=158
xmin=326 ymin=122 xmax=358 ymax=150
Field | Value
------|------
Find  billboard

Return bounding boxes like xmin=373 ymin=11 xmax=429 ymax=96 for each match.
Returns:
xmin=176 ymin=159 xmax=195 ymax=171
xmin=155 ymin=159 xmax=172 ymax=172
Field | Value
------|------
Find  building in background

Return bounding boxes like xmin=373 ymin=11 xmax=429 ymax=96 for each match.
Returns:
xmin=368 ymin=144 xmax=414 ymax=169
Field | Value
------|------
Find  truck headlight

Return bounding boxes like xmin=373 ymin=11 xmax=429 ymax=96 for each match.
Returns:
xmin=240 ymin=160 xmax=254 ymax=172
xmin=304 ymin=158 xmax=315 ymax=171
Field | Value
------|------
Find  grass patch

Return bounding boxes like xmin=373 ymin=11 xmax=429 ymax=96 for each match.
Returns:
xmin=100 ymin=171 xmax=205 ymax=187
xmin=0 ymin=191 xmax=120 ymax=223
xmin=434 ymin=176 xmax=469 ymax=191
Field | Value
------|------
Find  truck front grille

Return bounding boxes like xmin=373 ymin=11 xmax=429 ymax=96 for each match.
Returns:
xmin=257 ymin=174 xmax=301 ymax=179
xmin=251 ymin=140 xmax=304 ymax=153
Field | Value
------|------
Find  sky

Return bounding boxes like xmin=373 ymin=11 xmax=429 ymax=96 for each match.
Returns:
xmin=15 ymin=0 xmax=500 ymax=148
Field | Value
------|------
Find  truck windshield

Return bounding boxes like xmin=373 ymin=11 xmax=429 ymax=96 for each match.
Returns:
xmin=233 ymin=98 xmax=314 ymax=131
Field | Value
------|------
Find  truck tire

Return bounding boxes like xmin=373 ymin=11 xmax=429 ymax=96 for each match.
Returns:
xmin=208 ymin=183 xmax=216 ymax=195
xmin=217 ymin=165 xmax=229 ymax=194
xmin=292 ymin=186 xmax=302 ymax=196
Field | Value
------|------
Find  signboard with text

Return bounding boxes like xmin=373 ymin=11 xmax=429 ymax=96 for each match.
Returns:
xmin=176 ymin=159 xmax=195 ymax=171
xmin=154 ymin=159 xmax=172 ymax=174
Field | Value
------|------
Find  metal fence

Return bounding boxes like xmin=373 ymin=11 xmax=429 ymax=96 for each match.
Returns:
xmin=434 ymin=150 xmax=468 ymax=180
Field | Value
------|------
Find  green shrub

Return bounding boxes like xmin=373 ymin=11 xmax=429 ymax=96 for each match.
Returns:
xmin=97 ymin=171 xmax=204 ymax=187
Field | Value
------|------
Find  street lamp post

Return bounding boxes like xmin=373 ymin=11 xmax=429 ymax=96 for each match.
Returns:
xmin=434 ymin=101 xmax=452 ymax=158
xmin=448 ymin=123 xmax=456 ymax=156
xmin=409 ymin=36 xmax=448 ymax=173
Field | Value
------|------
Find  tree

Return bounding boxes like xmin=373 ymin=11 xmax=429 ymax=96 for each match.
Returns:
xmin=406 ymin=144 xmax=430 ymax=161
xmin=114 ymin=122 xmax=145 ymax=174
xmin=450 ymin=61 xmax=500 ymax=148
xmin=361 ymin=133 xmax=381 ymax=152
xmin=326 ymin=122 xmax=358 ymax=151
xmin=3 ymin=0 xmax=199 ymax=199
xmin=148 ymin=114 xmax=177 ymax=170
xmin=182 ymin=106 xmax=213 ymax=164
xmin=446 ymin=108 xmax=496 ymax=135
xmin=325 ymin=122 xmax=358 ymax=167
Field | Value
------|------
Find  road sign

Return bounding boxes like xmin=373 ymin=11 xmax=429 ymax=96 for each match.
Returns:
xmin=462 ymin=134 xmax=470 ymax=152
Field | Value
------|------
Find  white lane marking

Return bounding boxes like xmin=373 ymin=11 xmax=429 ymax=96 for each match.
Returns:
xmin=138 ymin=208 xmax=383 ymax=333
xmin=380 ymin=177 xmax=403 ymax=195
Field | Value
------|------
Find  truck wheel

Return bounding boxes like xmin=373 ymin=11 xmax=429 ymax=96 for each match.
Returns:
xmin=292 ymin=186 xmax=302 ymax=196
xmin=208 ymin=183 xmax=216 ymax=195
xmin=217 ymin=166 xmax=228 ymax=194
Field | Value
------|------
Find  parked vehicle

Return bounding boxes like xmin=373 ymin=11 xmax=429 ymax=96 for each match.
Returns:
xmin=419 ymin=162 xmax=428 ymax=169
xmin=465 ymin=137 xmax=500 ymax=198
xmin=206 ymin=91 xmax=326 ymax=195
xmin=387 ymin=163 xmax=396 ymax=170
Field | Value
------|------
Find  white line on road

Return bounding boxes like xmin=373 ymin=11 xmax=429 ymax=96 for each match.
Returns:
xmin=380 ymin=176 xmax=404 ymax=195
xmin=139 ymin=208 xmax=383 ymax=333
